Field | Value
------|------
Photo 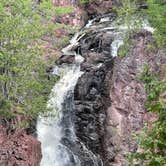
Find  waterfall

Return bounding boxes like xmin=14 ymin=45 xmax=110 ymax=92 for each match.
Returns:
xmin=36 ymin=14 xmax=154 ymax=166
xmin=37 ymin=33 xmax=84 ymax=166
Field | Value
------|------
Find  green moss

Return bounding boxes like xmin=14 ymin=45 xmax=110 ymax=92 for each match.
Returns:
xmin=79 ymin=0 xmax=90 ymax=4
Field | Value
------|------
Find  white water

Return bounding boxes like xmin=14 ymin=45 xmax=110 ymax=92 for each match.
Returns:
xmin=37 ymin=33 xmax=84 ymax=166
xmin=37 ymin=14 xmax=154 ymax=166
xmin=84 ymin=16 xmax=154 ymax=60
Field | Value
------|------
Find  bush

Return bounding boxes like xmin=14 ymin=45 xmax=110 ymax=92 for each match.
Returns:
xmin=146 ymin=0 xmax=166 ymax=47
xmin=0 ymin=0 xmax=72 ymax=120
xmin=128 ymin=64 xmax=166 ymax=166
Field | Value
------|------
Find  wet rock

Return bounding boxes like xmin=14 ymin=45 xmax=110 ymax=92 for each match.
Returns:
xmin=57 ymin=54 xmax=75 ymax=64
xmin=73 ymin=29 xmax=114 ymax=160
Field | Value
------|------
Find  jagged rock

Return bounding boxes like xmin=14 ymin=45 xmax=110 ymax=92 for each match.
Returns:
xmin=105 ymin=31 xmax=165 ymax=166
xmin=73 ymin=29 xmax=114 ymax=160
xmin=52 ymin=0 xmax=118 ymax=27
xmin=0 ymin=122 xmax=42 ymax=166
xmin=57 ymin=54 xmax=75 ymax=64
xmin=78 ymin=0 xmax=119 ymax=18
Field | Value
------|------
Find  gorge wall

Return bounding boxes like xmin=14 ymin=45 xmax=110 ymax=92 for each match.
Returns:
xmin=70 ymin=28 xmax=165 ymax=166
xmin=0 ymin=119 xmax=41 ymax=166
xmin=1 ymin=0 xmax=165 ymax=166
xmin=104 ymin=31 xmax=165 ymax=165
xmin=55 ymin=1 xmax=165 ymax=165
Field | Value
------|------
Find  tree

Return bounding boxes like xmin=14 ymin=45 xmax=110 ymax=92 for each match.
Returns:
xmin=0 ymin=0 xmax=73 ymax=120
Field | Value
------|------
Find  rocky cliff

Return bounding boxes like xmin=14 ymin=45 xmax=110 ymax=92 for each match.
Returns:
xmin=105 ymin=31 xmax=165 ymax=166
xmin=55 ymin=1 xmax=165 ymax=165
xmin=72 ymin=28 xmax=165 ymax=166
xmin=0 ymin=119 xmax=41 ymax=166
xmin=0 ymin=0 xmax=164 ymax=166
xmin=53 ymin=0 xmax=117 ymax=26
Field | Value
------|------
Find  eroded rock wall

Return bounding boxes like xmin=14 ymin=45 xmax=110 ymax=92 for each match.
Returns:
xmin=0 ymin=120 xmax=42 ymax=166
xmin=78 ymin=0 xmax=119 ymax=18
xmin=71 ymin=27 xmax=115 ymax=164
xmin=105 ymin=31 xmax=165 ymax=166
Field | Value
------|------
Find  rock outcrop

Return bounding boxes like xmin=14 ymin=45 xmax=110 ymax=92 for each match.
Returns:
xmin=53 ymin=0 xmax=118 ymax=27
xmin=78 ymin=0 xmax=119 ymax=18
xmin=74 ymin=31 xmax=114 ymax=159
xmin=105 ymin=31 xmax=165 ymax=166
xmin=0 ymin=120 xmax=42 ymax=166
xmin=56 ymin=12 xmax=165 ymax=165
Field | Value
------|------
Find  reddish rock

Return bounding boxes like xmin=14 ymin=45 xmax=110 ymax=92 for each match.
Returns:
xmin=53 ymin=0 xmax=87 ymax=27
xmin=52 ymin=0 xmax=118 ymax=27
xmin=0 ymin=123 xmax=42 ymax=166
xmin=105 ymin=31 xmax=165 ymax=166
xmin=80 ymin=0 xmax=114 ymax=16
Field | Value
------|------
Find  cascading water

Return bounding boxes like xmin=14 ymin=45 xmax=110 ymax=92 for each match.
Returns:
xmin=37 ymin=33 xmax=84 ymax=166
xmin=37 ymin=13 xmax=154 ymax=166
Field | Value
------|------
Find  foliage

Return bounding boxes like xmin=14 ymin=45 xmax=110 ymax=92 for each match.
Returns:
xmin=115 ymin=0 xmax=137 ymax=19
xmin=115 ymin=0 xmax=142 ymax=58
xmin=54 ymin=6 xmax=74 ymax=15
xmin=128 ymin=64 xmax=166 ymax=166
xmin=145 ymin=0 xmax=166 ymax=47
xmin=79 ymin=0 xmax=90 ymax=4
xmin=118 ymin=34 xmax=131 ymax=58
xmin=114 ymin=0 xmax=166 ymax=164
xmin=0 ymin=0 xmax=72 ymax=120
xmin=114 ymin=0 xmax=142 ymax=28
xmin=140 ymin=64 xmax=166 ymax=113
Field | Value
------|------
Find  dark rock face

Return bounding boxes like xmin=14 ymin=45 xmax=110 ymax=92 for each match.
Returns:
xmin=60 ymin=93 xmax=103 ymax=166
xmin=57 ymin=28 xmax=115 ymax=165
xmin=79 ymin=0 xmax=119 ymax=18
xmin=0 ymin=120 xmax=42 ymax=166
xmin=57 ymin=54 xmax=75 ymax=65
xmin=73 ymin=32 xmax=114 ymax=160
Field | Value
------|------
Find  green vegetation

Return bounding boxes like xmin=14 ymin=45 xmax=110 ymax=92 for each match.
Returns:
xmin=0 ymin=0 xmax=73 ymax=121
xmin=115 ymin=0 xmax=138 ymax=25
xmin=114 ymin=0 xmax=145 ymax=29
xmin=54 ymin=6 xmax=74 ymax=15
xmin=128 ymin=64 xmax=166 ymax=166
xmin=115 ymin=0 xmax=142 ymax=58
xmin=116 ymin=0 xmax=165 ymax=57
xmin=115 ymin=0 xmax=166 ymax=165
xmin=146 ymin=0 xmax=166 ymax=47
xmin=79 ymin=0 xmax=90 ymax=4
xmin=118 ymin=35 xmax=131 ymax=58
